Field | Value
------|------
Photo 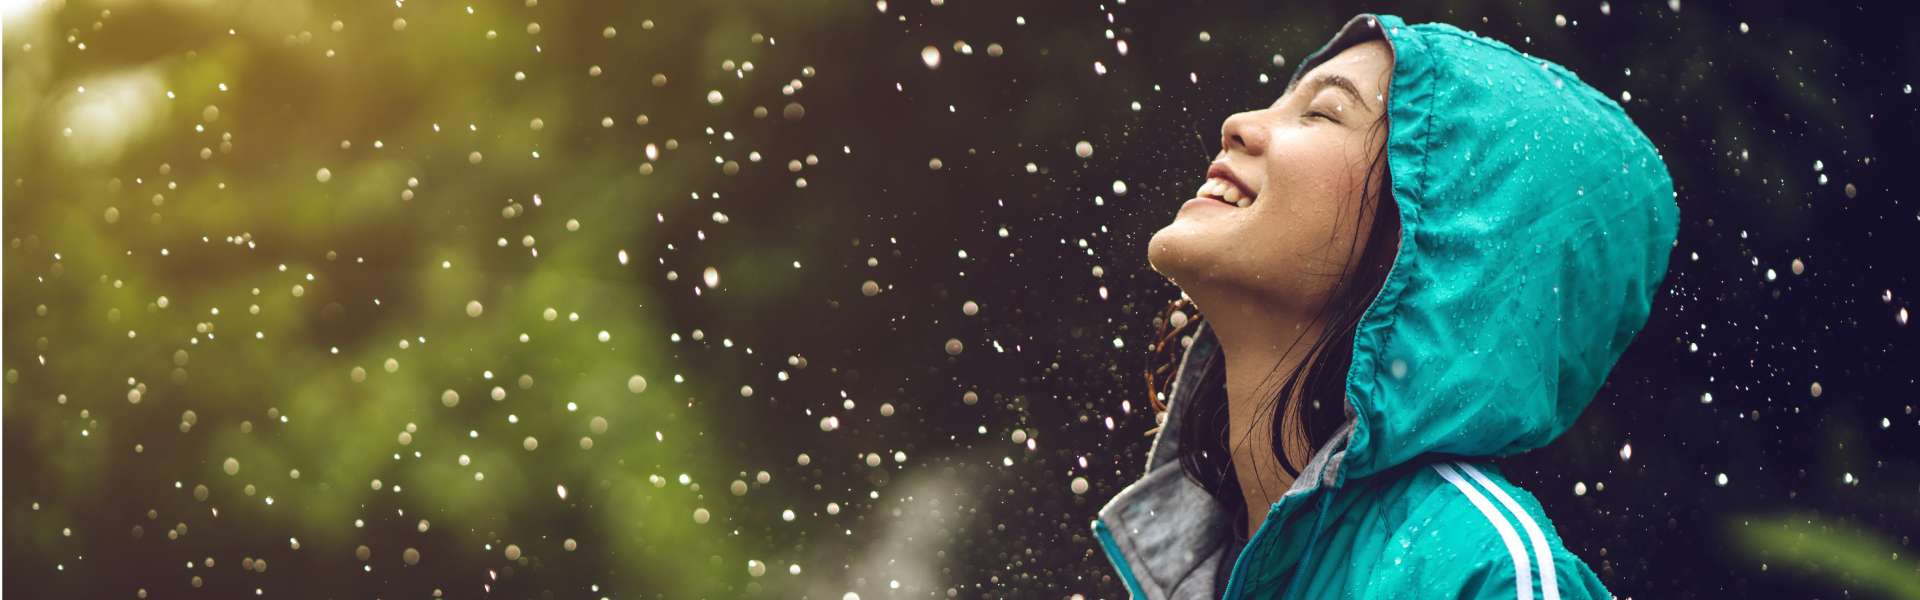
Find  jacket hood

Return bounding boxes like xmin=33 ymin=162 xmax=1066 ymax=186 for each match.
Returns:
xmin=1299 ymin=14 xmax=1679 ymax=480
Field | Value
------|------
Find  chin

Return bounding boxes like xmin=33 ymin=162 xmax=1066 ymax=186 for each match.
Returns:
xmin=1147 ymin=220 xmax=1214 ymax=291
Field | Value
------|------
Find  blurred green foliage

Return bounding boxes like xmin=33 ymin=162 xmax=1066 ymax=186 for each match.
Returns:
xmin=1731 ymin=513 xmax=1920 ymax=600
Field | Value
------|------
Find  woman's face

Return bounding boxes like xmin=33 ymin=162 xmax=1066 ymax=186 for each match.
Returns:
xmin=1148 ymin=40 xmax=1394 ymax=317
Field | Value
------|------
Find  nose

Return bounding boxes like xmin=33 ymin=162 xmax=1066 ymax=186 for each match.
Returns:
xmin=1220 ymin=109 xmax=1269 ymax=156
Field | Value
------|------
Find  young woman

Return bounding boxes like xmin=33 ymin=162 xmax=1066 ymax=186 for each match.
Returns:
xmin=1094 ymin=14 xmax=1676 ymax=600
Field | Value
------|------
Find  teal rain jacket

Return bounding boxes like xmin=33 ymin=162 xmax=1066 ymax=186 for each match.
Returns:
xmin=1094 ymin=14 xmax=1677 ymax=600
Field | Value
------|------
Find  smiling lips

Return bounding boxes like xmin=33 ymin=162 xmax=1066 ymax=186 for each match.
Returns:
xmin=1196 ymin=177 xmax=1254 ymax=207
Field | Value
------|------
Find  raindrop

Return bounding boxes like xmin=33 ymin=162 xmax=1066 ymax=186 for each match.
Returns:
xmin=1618 ymin=442 xmax=1632 ymax=461
xmin=1810 ymin=382 xmax=1823 ymax=397
xmin=1700 ymin=392 xmax=1713 ymax=404
xmin=504 ymin=545 xmax=521 ymax=560
xmin=708 ymin=90 xmax=724 ymax=105
xmin=1112 ymin=180 xmax=1127 ymax=195
xmin=820 ymin=416 xmax=839 ymax=431
xmin=1573 ymin=482 xmax=1588 ymax=496
xmin=442 ymin=390 xmax=459 ymax=407
xmin=466 ymin=301 xmax=483 ymax=317
xmin=523 ymin=437 xmax=538 ymax=451
xmin=731 ymin=480 xmax=748 ymax=496
xmin=921 ymin=46 xmax=941 ymax=69
xmin=315 ymin=168 xmax=331 ymax=182
xmin=962 ymin=301 xmax=978 ymax=315
xmin=944 ymin=339 xmax=964 ymax=356
xmin=703 ymin=267 xmax=720 ymax=288
xmin=1791 ymin=259 xmax=1804 ymax=275
xmin=564 ymin=538 xmax=578 ymax=551
xmin=557 ymin=485 xmax=567 ymax=500
xmin=963 ymin=391 xmax=978 ymax=405
xmin=749 ymin=560 xmax=767 ymax=577
xmin=1075 ymin=141 xmax=1093 ymax=158
xmin=223 ymin=458 xmax=240 ymax=475
xmin=403 ymin=548 xmax=420 ymax=565
xmin=1715 ymin=473 xmax=1728 ymax=486
xmin=928 ymin=158 xmax=943 ymax=170
xmin=862 ymin=281 xmax=880 ymax=296
xmin=693 ymin=508 xmax=711 ymax=524
xmin=1070 ymin=477 xmax=1089 ymax=494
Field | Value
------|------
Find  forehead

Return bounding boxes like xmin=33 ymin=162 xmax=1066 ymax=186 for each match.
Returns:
xmin=1289 ymin=40 xmax=1393 ymax=95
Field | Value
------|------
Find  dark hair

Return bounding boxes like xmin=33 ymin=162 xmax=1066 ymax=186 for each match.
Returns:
xmin=1148 ymin=111 xmax=1401 ymax=510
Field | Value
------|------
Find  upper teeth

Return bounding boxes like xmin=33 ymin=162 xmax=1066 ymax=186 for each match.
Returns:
xmin=1197 ymin=177 xmax=1250 ymax=207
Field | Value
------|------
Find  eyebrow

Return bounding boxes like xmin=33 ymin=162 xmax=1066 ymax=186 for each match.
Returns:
xmin=1289 ymin=73 xmax=1372 ymax=112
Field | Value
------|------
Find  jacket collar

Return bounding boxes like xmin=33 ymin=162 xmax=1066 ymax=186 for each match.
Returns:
xmin=1095 ymin=322 xmax=1356 ymax=600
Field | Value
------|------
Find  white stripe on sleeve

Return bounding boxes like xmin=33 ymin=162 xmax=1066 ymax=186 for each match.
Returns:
xmin=1432 ymin=462 xmax=1533 ymax=600
xmin=1457 ymin=461 xmax=1560 ymax=600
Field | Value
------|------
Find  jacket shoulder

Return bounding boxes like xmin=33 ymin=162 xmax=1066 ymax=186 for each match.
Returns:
xmin=1358 ymin=460 xmax=1610 ymax=600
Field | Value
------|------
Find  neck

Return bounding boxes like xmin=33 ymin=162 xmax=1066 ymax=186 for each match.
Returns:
xmin=1203 ymin=303 xmax=1326 ymax=538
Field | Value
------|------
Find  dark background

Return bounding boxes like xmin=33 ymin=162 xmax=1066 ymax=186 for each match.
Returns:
xmin=5 ymin=0 xmax=1916 ymax=598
